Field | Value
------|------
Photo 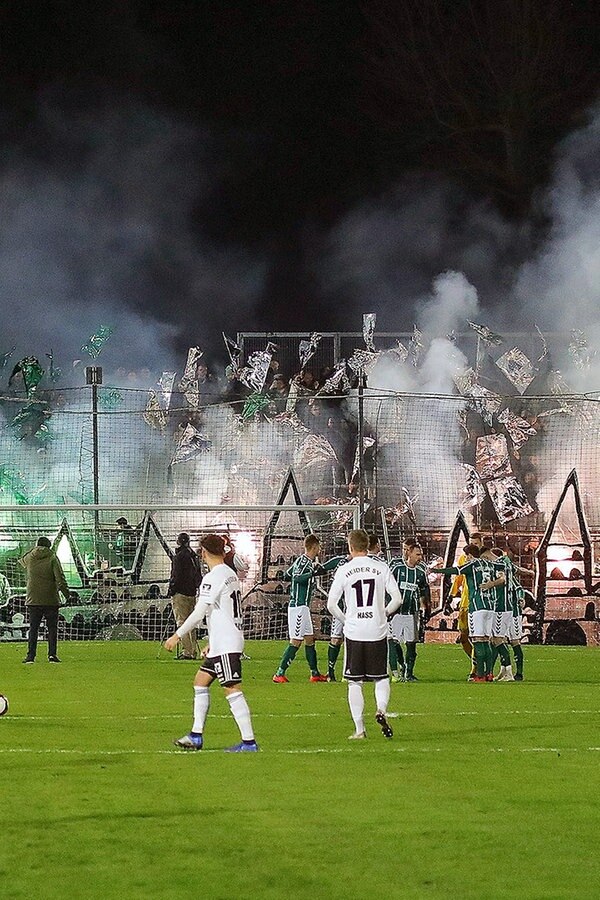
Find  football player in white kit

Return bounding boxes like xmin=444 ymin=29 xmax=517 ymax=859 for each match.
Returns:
xmin=164 ymin=533 xmax=258 ymax=752
xmin=327 ymin=529 xmax=403 ymax=740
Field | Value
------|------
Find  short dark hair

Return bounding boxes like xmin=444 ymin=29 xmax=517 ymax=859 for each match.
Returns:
xmin=177 ymin=532 xmax=191 ymax=546
xmin=37 ymin=536 xmax=51 ymax=548
xmin=463 ymin=543 xmax=481 ymax=558
xmin=200 ymin=533 xmax=226 ymax=556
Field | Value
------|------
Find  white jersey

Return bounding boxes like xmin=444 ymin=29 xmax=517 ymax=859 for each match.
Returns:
xmin=176 ymin=563 xmax=244 ymax=655
xmin=327 ymin=555 xmax=402 ymax=641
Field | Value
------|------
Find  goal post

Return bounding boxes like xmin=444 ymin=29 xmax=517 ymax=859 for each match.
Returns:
xmin=0 ymin=502 xmax=360 ymax=643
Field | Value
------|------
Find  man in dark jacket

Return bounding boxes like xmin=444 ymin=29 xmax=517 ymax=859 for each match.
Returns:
xmin=20 ymin=537 xmax=70 ymax=663
xmin=168 ymin=532 xmax=201 ymax=660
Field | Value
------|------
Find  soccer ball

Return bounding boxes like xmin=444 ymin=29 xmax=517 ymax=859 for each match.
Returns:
xmin=0 ymin=694 xmax=9 ymax=717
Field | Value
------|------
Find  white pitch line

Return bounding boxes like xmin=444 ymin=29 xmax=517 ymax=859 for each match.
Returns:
xmin=0 ymin=746 xmax=599 ymax=757
xmin=8 ymin=707 xmax=600 ymax=723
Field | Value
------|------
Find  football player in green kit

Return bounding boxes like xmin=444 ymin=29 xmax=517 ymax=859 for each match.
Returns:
xmin=272 ymin=534 xmax=339 ymax=683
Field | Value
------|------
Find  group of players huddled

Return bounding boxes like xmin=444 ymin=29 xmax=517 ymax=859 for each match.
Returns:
xmin=165 ymin=527 xmax=531 ymax=749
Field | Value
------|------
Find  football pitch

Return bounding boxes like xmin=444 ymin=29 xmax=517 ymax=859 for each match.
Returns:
xmin=1 ymin=641 xmax=599 ymax=900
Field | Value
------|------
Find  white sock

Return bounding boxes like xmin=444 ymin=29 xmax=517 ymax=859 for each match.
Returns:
xmin=374 ymin=678 xmax=390 ymax=714
xmin=505 ymin=664 xmax=513 ymax=676
xmin=227 ymin=691 xmax=255 ymax=742
xmin=192 ymin=686 xmax=210 ymax=733
xmin=348 ymin=682 xmax=365 ymax=734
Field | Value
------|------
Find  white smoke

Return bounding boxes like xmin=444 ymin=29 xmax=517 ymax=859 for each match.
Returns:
xmin=0 ymin=92 xmax=266 ymax=379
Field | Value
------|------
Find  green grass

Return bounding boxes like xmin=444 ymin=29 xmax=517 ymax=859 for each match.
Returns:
xmin=1 ymin=641 xmax=599 ymax=900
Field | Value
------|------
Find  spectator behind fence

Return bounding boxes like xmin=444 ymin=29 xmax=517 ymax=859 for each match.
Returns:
xmin=20 ymin=537 xmax=70 ymax=664
xmin=0 ymin=570 xmax=10 ymax=607
xmin=168 ymin=532 xmax=202 ymax=660
xmin=268 ymin=374 xmax=289 ymax=413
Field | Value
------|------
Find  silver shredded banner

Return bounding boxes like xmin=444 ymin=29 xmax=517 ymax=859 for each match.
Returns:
xmin=298 ymin=332 xmax=322 ymax=370
xmin=317 ymin=359 xmax=350 ymax=395
xmin=495 ymin=347 xmax=536 ymax=394
xmin=238 ymin=343 xmax=275 ymax=393
xmin=486 ymin=476 xmax=534 ymax=525
xmin=158 ymin=372 xmax=176 ymax=409
xmin=170 ymin=423 xmax=212 ymax=465
xmin=467 ymin=385 xmax=503 ymax=426
xmin=391 ymin=340 xmax=409 ymax=363
xmin=475 ymin=434 xmax=512 ymax=481
xmin=497 ymin=408 xmax=537 ymax=449
xmin=347 ymin=349 xmax=380 ymax=375
xmin=569 ymin=329 xmax=594 ymax=370
xmin=179 ymin=347 xmax=204 ymax=408
xmin=409 ymin=325 xmax=423 ymax=368
xmin=351 ymin=435 xmax=376 ymax=481
xmin=461 ymin=464 xmax=486 ymax=509
xmin=363 ymin=313 xmax=376 ymax=352
xmin=143 ymin=392 xmax=167 ymax=430
xmin=468 ymin=321 xmax=503 ymax=346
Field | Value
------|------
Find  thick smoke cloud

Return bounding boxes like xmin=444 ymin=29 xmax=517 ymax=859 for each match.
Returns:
xmin=0 ymin=91 xmax=266 ymax=380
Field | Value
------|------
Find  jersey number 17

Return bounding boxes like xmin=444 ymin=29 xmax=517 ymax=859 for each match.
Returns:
xmin=351 ymin=578 xmax=375 ymax=607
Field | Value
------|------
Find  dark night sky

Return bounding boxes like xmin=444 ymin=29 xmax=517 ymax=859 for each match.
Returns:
xmin=1 ymin=1 xmax=600 ymax=365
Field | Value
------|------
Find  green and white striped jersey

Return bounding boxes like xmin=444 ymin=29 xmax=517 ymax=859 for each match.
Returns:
xmin=434 ymin=558 xmax=496 ymax=612
xmin=389 ymin=557 xmax=430 ymax=615
xmin=285 ymin=553 xmax=341 ymax=607
xmin=490 ymin=554 xmax=517 ymax=613
xmin=285 ymin=554 xmax=317 ymax=607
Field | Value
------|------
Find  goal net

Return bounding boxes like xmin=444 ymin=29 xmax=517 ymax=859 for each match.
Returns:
xmin=0 ymin=502 xmax=359 ymax=643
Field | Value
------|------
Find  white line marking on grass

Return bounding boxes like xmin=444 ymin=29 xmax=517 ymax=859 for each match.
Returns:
xmin=1 ymin=745 xmax=599 ymax=757
xmin=11 ymin=706 xmax=600 ymax=724
xmin=15 ymin=711 xmax=331 ymax=722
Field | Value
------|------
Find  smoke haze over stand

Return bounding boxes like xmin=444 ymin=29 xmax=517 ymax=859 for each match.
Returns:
xmin=0 ymin=92 xmax=267 ymax=382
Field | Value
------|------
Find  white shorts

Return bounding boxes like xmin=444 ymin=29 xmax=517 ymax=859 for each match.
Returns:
xmin=288 ymin=605 xmax=314 ymax=641
xmin=507 ymin=615 xmax=523 ymax=643
xmin=492 ymin=611 xmax=512 ymax=639
xmin=468 ymin=609 xmax=493 ymax=638
xmin=388 ymin=613 xmax=418 ymax=643
xmin=330 ymin=616 xmax=344 ymax=639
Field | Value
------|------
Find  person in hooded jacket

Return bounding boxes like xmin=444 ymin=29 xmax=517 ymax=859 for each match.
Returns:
xmin=20 ymin=537 xmax=70 ymax=663
xmin=168 ymin=532 xmax=202 ymax=660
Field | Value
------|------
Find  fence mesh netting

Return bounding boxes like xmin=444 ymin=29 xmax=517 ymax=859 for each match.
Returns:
xmin=2 ymin=332 xmax=600 ymax=643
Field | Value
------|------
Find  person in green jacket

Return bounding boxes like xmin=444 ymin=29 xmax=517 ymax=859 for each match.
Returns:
xmin=20 ymin=537 xmax=70 ymax=663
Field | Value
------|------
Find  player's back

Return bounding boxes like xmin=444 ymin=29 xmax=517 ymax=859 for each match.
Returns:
xmin=198 ymin=562 xmax=244 ymax=655
xmin=330 ymin=555 xmax=396 ymax=641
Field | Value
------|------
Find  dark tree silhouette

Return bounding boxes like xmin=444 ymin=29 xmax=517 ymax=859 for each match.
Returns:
xmin=363 ymin=0 xmax=600 ymax=216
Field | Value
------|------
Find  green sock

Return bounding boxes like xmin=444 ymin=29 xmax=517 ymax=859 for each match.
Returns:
xmin=327 ymin=642 xmax=341 ymax=676
xmin=305 ymin=643 xmax=319 ymax=676
xmin=498 ymin=643 xmax=511 ymax=667
xmin=512 ymin=644 xmax=524 ymax=676
xmin=405 ymin=643 xmax=417 ymax=676
xmin=474 ymin=642 xmax=486 ymax=676
xmin=485 ymin=642 xmax=494 ymax=674
xmin=491 ymin=644 xmax=500 ymax=668
xmin=388 ymin=640 xmax=404 ymax=673
xmin=277 ymin=643 xmax=298 ymax=675
xmin=388 ymin=639 xmax=398 ymax=672
xmin=395 ymin=642 xmax=405 ymax=671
